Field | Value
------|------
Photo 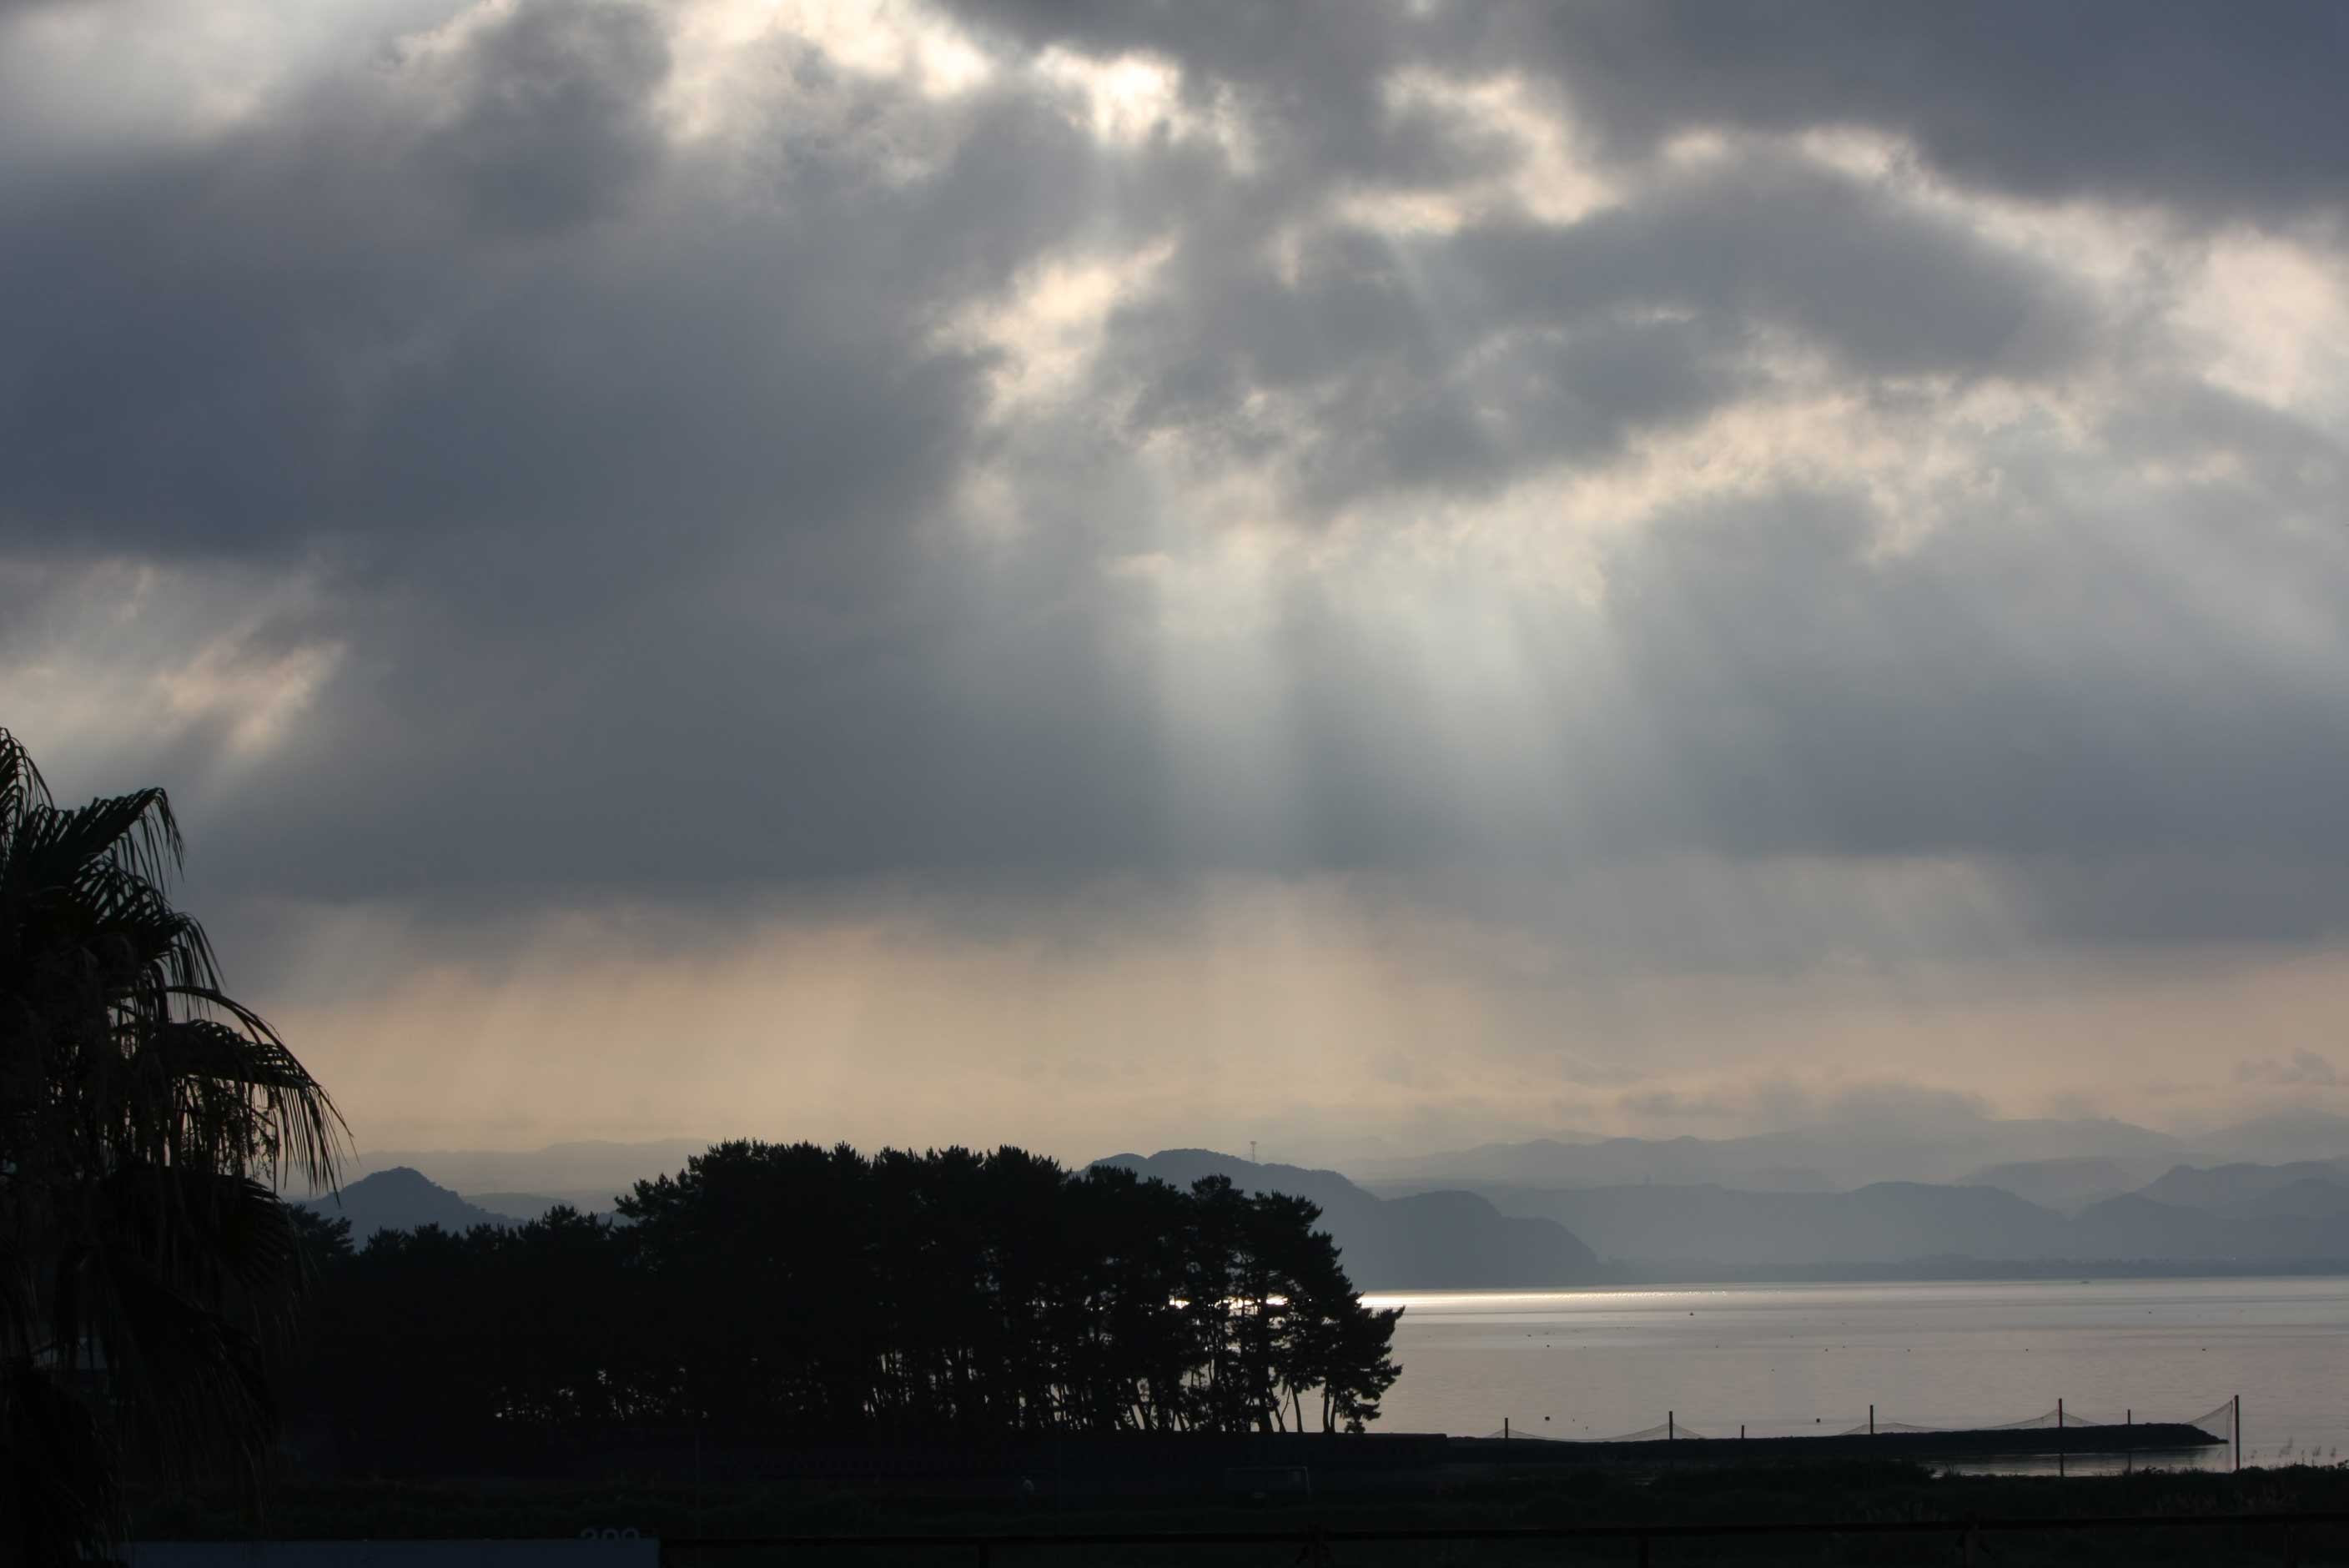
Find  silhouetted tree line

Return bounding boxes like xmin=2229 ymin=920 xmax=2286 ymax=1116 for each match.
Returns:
xmin=285 ymin=1142 xmax=1401 ymax=1462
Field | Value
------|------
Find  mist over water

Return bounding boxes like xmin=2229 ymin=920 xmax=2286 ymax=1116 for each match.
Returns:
xmin=1369 ymin=1277 xmax=2349 ymax=1472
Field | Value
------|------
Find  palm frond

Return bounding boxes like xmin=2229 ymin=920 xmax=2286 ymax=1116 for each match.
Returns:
xmin=160 ymin=994 xmax=348 ymax=1193
xmin=0 ymin=724 xmax=341 ymax=1546
xmin=0 ymin=726 xmax=52 ymax=836
xmin=94 ymin=1168 xmax=304 ymax=1328
xmin=78 ymin=1259 xmax=278 ymax=1495
xmin=6 ymin=790 xmax=188 ymax=922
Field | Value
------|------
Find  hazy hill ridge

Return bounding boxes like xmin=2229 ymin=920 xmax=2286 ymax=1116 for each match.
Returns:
xmin=1357 ymin=1116 xmax=2202 ymax=1193
xmin=297 ymin=1167 xmax=510 ymax=1241
xmin=308 ymin=1138 xmax=709 ymax=1207
xmin=1955 ymin=1156 xmax=2155 ymax=1215
xmin=1433 ymin=1168 xmax=2349 ymax=1270
xmin=2135 ymin=1159 xmax=2349 ymax=1213
xmin=1459 ymin=1181 xmax=2067 ymax=1269
xmin=465 ymin=1190 xmax=581 ymax=1223
xmin=301 ymin=1139 xmax=2349 ymax=1277
xmin=1094 ymin=1149 xmax=1598 ymax=1290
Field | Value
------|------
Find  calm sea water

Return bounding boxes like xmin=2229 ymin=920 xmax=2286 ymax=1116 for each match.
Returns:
xmin=1364 ymin=1276 xmax=2349 ymax=1473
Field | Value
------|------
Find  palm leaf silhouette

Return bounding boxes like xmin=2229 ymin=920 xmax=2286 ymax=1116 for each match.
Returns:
xmin=0 ymin=726 xmax=346 ymax=1558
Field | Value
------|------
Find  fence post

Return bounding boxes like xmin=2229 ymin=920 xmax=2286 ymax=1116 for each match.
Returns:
xmin=1667 ymin=1410 xmax=1674 ymax=1442
xmin=2235 ymin=1394 xmax=2242 ymax=1472
xmin=1869 ymin=1403 xmax=1874 ymax=1437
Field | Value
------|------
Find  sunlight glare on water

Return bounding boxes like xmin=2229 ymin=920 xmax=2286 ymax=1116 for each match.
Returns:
xmin=1364 ymin=1276 xmax=2349 ymax=1472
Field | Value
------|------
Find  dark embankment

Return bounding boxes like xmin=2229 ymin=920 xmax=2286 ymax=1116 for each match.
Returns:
xmin=259 ymin=1424 xmax=2221 ymax=1496
xmin=138 ymin=1463 xmax=2349 ymax=1565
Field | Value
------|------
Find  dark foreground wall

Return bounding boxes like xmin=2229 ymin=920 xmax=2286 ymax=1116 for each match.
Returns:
xmin=282 ymin=1425 xmax=2219 ymax=1500
xmin=288 ymin=1427 xmax=1459 ymax=1497
xmin=130 ymin=1548 xmax=656 ymax=1567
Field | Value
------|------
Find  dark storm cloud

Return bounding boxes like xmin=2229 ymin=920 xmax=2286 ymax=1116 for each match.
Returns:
xmin=953 ymin=0 xmax=2349 ymax=223
xmin=1444 ymin=159 xmax=2091 ymax=378
xmin=1095 ymin=151 xmax=2092 ymax=510
xmin=1597 ymin=484 xmax=2349 ymax=866
xmin=412 ymin=0 xmax=670 ymax=237
xmin=954 ymin=0 xmax=1480 ymax=193
xmin=1495 ymin=0 xmax=2349 ymax=223
xmin=0 ymin=17 xmax=1098 ymax=570
xmin=0 ymin=0 xmax=1150 ymax=895
xmin=4 ymin=0 xmax=2349 ymax=965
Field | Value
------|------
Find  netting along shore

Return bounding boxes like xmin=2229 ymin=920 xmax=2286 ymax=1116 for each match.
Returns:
xmin=1481 ymin=1399 xmax=2239 ymax=1445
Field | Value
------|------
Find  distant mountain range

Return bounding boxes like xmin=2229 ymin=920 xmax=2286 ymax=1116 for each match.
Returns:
xmin=296 ymin=1168 xmax=609 ymax=1240
xmin=1095 ymin=1150 xmax=1597 ymax=1289
xmin=304 ymin=1138 xmax=707 ymax=1210
xmin=294 ymin=1118 xmax=2349 ymax=1280
xmin=467 ymin=1189 xmax=602 ymax=1221
xmin=1461 ymin=1176 xmax=2349 ymax=1270
xmin=2135 ymin=1160 xmax=2349 ymax=1216
xmin=1099 ymin=1146 xmax=2349 ymax=1280
xmin=1351 ymin=1111 xmax=2348 ymax=1194
xmin=1953 ymin=1157 xmax=2158 ymax=1215
xmin=1377 ymin=1112 xmax=2349 ymax=1193
xmin=298 ymin=1167 xmax=514 ymax=1241
xmin=2193 ymin=1113 xmax=2349 ymax=1167
xmin=304 ymin=1148 xmax=1603 ymax=1290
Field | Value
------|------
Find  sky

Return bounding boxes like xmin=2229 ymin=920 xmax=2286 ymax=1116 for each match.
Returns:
xmin=4 ymin=0 xmax=2347 ymax=1165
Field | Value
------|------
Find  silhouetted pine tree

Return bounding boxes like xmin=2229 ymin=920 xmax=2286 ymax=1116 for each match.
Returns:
xmin=284 ymin=1141 xmax=1403 ymax=1460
